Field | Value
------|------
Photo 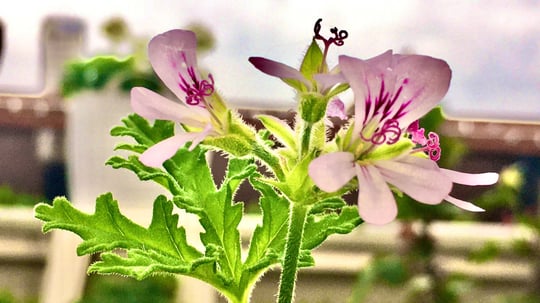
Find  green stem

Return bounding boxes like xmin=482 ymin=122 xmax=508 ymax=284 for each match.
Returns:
xmin=277 ymin=203 xmax=310 ymax=303
xmin=299 ymin=122 xmax=313 ymax=158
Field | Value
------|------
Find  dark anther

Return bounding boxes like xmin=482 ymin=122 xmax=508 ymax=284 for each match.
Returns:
xmin=313 ymin=18 xmax=348 ymax=49
xmin=313 ymin=18 xmax=323 ymax=37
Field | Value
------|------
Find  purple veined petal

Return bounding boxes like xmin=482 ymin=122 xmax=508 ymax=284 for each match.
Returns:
xmin=326 ymin=98 xmax=348 ymax=120
xmin=392 ymin=55 xmax=452 ymax=128
xmin=441 ymin=169 xmax=499 ymax=186
xmin=445 ymin=196 xmax=485 ymax=212
xmin=148 ymin=29 xmax=199 ymax=101
xmin=364 ymin=50 xmax=394 ymax=71
xmin=338 ymin=55 xmax=368 ymax=131
xmin=308 ymin=152 xmax=356 ymax=192
xmin=355 ymin=164 xmax=398 ymax=225
xmin=339 ymin=52 xmax=393 ymax=135
xmin=248 ymin=57 xmax=311 ymax=88
xmin=313 ymin=72 xmax=346 ymax=93
xmin=139 ymin=132 xmax=205 ymax=168
xmin=375 ymin=155 xmax=452 ymax=204
xmin=131 ymin=87 xmax=210 ymax=128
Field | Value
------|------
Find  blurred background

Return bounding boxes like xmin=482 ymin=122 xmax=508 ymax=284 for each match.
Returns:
xmin=0 ymin=1 xmax=539 ymax=303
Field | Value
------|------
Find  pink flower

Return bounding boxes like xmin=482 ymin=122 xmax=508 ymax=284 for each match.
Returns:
xmin=131 ymin=29 xmax=220 ymax=167
xmin=309 ymin=51 xmax=498 ymax=225
xmin=248 ymin=56 xmax=345 ymax=94
xmin=326 ymin=99 xmax=348 ymax=120
xmin=248 ymin=19 xmax=348 ymax=95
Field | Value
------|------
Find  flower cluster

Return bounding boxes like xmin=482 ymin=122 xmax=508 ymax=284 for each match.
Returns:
xmin=35 ymin=19 xmax=502 ymax=303
xmin=307 ymin=51 xmax=498 ymax=224
xmin=130 ymin=21 xmax=498 ymax=225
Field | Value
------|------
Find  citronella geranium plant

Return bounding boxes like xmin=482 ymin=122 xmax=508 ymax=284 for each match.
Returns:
xmin=34 ymin=19 xmax=498 ymax=303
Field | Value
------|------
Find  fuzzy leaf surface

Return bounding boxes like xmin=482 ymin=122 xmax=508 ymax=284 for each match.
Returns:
xmin=34 ymin=194 xmax=217 ymax=279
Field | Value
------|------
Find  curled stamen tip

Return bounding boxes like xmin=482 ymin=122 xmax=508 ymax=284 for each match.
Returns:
xmin=314 ymin=18 xmax=323 ymax=34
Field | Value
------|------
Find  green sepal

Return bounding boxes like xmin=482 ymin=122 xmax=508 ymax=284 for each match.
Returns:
xmin=272 ymin=154 xmax=317 ymax=205
xmin=326 ymin=82 xmax=350 ymax=99
xmin=257 ymin=115 xmax=297 ymax=151
xmin=366 ymin=139 xmax=414 ymax=161
xmin=300 ymin=39 xmax=326 ymax=80
xmin=299 ymin=92 xmax=329 ymax=123
xmin=282 ymin=78 xmax=309 ymax=93
xmin=203 ymin=134 xmax=253 ymax=157
xmin=204 ymin=111 xmax=256 ymax=157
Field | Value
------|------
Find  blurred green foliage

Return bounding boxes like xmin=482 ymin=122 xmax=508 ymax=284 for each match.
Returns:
xmin=77 ymin=275 xmax=177 ymax=303
xmin=61 ymin=56 xmax=162 ymax=98
xmin=0 ymin=185 xmax=44 ymax=207
xmin=0 ymin=290 xmax=36 ymax=303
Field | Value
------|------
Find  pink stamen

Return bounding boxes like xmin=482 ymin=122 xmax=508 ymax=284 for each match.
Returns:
xmin=362 ymin=119 xmax=402 ymax=145
xmin=407 ymin=121 xmax=442 ymax=161
xmin=426 ymin=132 xmax=441 ymax=161
xmin=174 ymin=51 xmax=215 ymax=106
xmin=407 ymin=121 xmax=428 ymax=145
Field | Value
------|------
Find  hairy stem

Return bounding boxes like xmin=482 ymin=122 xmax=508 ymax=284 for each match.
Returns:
xmin=276 ymin=203 xmax=310 ymax=303
xmin=299 ymin=122 xmax=313 ymax=158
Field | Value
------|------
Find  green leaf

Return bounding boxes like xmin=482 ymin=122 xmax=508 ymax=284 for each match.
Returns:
xmin=302 ymin=205 xmax=362 ymax=251
xmin=35 ymin=194 xmax=201 ymax=259
xmin=108 ymin=113 xmax=214 ymax=197
xmin=110 ymin=114 xmax=175 ymax=147
xmin=244 ymin=177 xmax=290 ymax=271
xmin=174 ymin=157 xmax=256 ymax=284
xmin=106 ymin=155 xmax=180 ymax=193
xmin=89 ymin=248 xmax=220 ymax=281
xmin=62 ymin=56 xmax=135 ymax=98
xmin=309 ymin=197 xmax=347 ymax=214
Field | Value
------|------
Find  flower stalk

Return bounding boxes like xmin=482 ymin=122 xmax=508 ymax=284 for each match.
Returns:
xmin=277 ymin=203 xmax=310 ymax=303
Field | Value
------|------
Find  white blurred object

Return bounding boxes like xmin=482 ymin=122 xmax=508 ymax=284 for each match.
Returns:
xmin=64 ymin=88 xmax=166 ymax=210
xmin=42 ymin=16 xmax=86 ymax=95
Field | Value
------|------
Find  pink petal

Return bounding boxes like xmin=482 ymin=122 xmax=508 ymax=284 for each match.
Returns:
xmin=356 ymin=165 xmax=398 ymax=225
xmin=187 ymin=124 xmax=213 ymax=151
xmin=131 ymin=87 xmax=209 ymax=128
xmin=391 ymin=55 xmax=452 ymax=128
xmin=375 ymin=156 xmax=452 ymax=204
xmin=139 ymin=132 xmax=206 ymax=167
xmin=248 ymin=57 xmax=311 ymax=88
xmin=445 ymin=196 xmax=485 ymax=212
xmin=326 ymin=99 xmax=348 ymax=120
xmin=313 ymin=72 xmax=346 ymax=92
xmin=148 ymin=29 xmax=199 ymax=101
xmin=308 ymin=152 xmax=356 ymax=192
xmin=441 ymin=169 xmax=499 ymax=186
xmin=339 ymin=52 xmax=393 ymax=136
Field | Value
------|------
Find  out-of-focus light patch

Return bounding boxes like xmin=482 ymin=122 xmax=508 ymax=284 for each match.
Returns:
xmin=500 ymin=165 xmax=523 ymax=190
xmin=0 ymin=0 xmax=538 ymax=121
